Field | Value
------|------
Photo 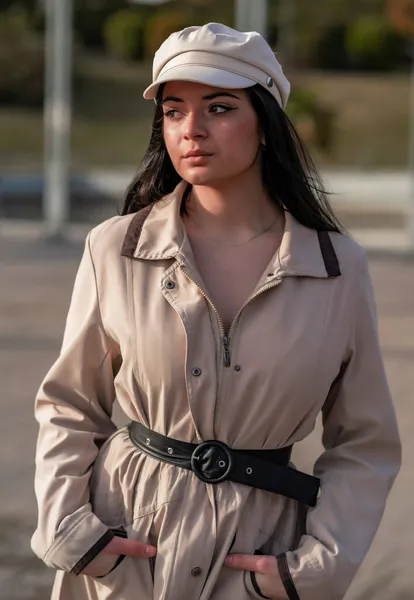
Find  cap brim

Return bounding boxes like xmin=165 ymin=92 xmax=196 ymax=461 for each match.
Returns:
xmin=143 ymin=65 xmax=256 ymax=100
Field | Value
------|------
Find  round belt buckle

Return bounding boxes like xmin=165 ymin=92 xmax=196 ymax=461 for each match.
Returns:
xmin=191 ymin=440 xmax=233 ymax=484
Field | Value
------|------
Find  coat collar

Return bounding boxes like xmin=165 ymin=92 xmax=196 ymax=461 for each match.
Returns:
xmin=121 ymin=181 xmax=341 ymax=279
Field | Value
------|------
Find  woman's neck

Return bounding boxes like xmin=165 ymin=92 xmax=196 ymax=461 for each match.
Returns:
xmin=185 ymin=174 xmax=284 ymax=243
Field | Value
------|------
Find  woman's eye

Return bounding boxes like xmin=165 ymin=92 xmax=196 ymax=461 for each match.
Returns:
xmin=164 ymin=109 xmax=181 ymax=119
xmin=210 ymin=104 xmax=234 ymax=114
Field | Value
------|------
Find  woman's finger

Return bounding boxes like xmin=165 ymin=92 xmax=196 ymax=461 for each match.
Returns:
xmin=103 ymin=536 xmax=157 ymax=558
xmin=224 ymin=553 xmax=277 ymax=574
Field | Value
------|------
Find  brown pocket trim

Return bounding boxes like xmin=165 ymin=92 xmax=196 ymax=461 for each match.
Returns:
xmin=249 ymin=550 xmax=270 ymax=599
xmin=277 ymin=553 xmax=300 ymax=600
xmin=71 ymin=529 xmax=114 ymax=576
xmin=96 ymin=529 xmax=128 ymax=578
xmin=96 ymin=553 xmax=126 ymax=578
xmin=250 ymin=571 xmax=270 ymax=599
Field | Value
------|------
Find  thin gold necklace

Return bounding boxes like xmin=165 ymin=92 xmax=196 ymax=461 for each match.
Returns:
xmin=188 ymin=214 xmax=279 ymax=248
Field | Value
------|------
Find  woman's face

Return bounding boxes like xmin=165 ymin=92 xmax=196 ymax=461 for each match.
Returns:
xmin=161 ymin=81 xmax=262 ymax=186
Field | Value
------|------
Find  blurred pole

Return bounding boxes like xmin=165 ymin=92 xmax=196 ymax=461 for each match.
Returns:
xmin=43 ymin=0 xmax=73 ymax=239
xmin=235 ymin=0 xmax=268 ymax=37
xmin=409 ymin=40 xmax=414 ymax=253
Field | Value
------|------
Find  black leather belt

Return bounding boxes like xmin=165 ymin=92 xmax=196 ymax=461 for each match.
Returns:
xmin=128 ymin=422 xmax=320 ymax=507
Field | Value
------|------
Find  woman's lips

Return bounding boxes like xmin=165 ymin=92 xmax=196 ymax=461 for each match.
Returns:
xmin=182 ymin=154 xmax=213 ymax=164
xmin=183 ymin=150 xmax=213 ymax=158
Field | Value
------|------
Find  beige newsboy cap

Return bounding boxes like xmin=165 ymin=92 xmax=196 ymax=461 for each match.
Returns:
xmin=143 ymin=22 xmax=290 ymax=108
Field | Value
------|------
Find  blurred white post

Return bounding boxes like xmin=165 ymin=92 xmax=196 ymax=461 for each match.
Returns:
xmin=43 ymin=0 xmax=73 ymax=238
xmin=409 ymin=40 xmax=414 ymax=253
xmin=235 ymin=0 xmax=268 ymax=37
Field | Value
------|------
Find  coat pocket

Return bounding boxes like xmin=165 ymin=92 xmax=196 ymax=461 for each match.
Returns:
xmin=244 ymin=551 xmax=270 ymax=599
xmin=228 ymin=523 xmax=272 ymax=599
xmin=79 ymin=528 xmax=127 ymax=578
xmin=243 ymin=540 xmax=285 ymax=600
xmin=79 ymin=515 xmax=157 ymax=600
xmin=83 ymin=428 xmax=139 ymax=579
xmin=81 ymin=511 xmax=157 ymax=585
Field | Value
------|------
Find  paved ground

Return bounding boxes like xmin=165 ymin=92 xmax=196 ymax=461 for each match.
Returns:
xmin=0 ymin=225 xmax=413 ymax=600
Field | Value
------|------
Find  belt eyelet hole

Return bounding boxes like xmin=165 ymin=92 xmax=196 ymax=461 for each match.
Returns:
xmin=246 ymin=467 xmax=253 ymax=475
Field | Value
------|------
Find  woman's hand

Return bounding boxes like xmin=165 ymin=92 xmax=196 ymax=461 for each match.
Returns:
xmin=79 ymin=536 xmax=157 ymax=577
xmin=102 ymin=536 xmax=157 ymax=558
xmin=225 ymin=553 xmax=288 ymax=600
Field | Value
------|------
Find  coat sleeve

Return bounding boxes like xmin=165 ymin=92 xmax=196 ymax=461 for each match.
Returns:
xmin=277 ymin=251 xmax=402 ymax=600
xmin=31 ymin=231 xmax=120 ymax=574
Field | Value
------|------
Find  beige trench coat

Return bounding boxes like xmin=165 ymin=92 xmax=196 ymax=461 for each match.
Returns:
xmin=32 ymin=181 xmax=401 ymax=600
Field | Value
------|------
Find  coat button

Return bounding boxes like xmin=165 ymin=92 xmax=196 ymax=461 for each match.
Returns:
xmin=191 ymin=567 xmax=202 ymax=577
xmin=192 ymin=367 xmax=202 ymax=377
xmin=165 ymin=280 xmax=175 ymax=289
xmin=234 ymin=365 xmax=241 ymax=372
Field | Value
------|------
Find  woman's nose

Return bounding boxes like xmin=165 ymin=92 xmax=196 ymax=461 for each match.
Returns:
xmin=183 ymin=111 xmax=207 ymax=140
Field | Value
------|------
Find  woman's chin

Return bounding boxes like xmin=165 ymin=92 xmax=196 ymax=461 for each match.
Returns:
xmin=182 ymin=169 xmax=223 ymax=187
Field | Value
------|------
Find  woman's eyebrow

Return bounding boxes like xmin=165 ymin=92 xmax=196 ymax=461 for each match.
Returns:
xmin=202 ymin=92 xmax=241 ymax=100
xmin=162 ymin=96 xmax=183 ymax=104
xmin=162 ymin=92 xmax=241 ymax=104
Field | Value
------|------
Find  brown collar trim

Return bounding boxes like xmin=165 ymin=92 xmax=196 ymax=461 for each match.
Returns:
xmin=121 ymin=201 xmax=341 ymax=278
xmin=121 ymin=204 xmax=154 ymax=258
xmin=317 ymin=231 xmax=341 ymax=277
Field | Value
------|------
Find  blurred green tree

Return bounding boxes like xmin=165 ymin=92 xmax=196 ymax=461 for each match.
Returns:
xmin=346 ymin=15 xmax=406 ymax=70
xmin=144 ymin=9 xmax=193 ymax=57
xmin=315 ymin=25 xmax=351 ymax=70
xmin=104 ymin=8 xmax=147 ymax=60
xmin=0 ymin=0 xmax=37 ymax=9
xmin=287 ymin=87 xmax=336 ymax=153
xmin=73 ymin=0 xmax=132 ymax=48
xmin=0 ymin=7 xmax=44 ymax=106
xmin=268 ymin=0 xmax=404 ymax=68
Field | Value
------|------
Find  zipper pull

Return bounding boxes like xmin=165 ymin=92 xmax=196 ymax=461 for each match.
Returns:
xmin=222 ymin=335 xmax=231 ymax=367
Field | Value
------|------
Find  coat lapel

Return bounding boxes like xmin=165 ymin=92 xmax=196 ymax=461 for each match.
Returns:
xmin=120 ymin=182 xmax=341 ymax=279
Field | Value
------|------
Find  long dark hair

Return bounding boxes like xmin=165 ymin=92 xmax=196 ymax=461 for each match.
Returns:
xmin=122 ymin=84 xmax=343 ymax=233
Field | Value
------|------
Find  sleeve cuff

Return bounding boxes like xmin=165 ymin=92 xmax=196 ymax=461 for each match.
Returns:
xmin=40 ymin=510 xmax=113 ymax=572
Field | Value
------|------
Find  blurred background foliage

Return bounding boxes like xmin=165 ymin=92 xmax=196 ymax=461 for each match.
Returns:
xmin=0 ymin=0 xmax=412 ymax=170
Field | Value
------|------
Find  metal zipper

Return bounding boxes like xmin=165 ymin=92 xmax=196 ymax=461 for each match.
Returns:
xmin=180 ymin=261 xmax=283 ymax=435
xmin=222 ymin=335 xmax=231 ymax=368
xmin=179 ymin=265 xmax=229 ymax=365
xmin=214 ymin=278 xmax=284 ymax=433
xmin=224 ymin=277 xmax=284 ymax=359
xmin=179 ymin=265 xmax=233 ymax=438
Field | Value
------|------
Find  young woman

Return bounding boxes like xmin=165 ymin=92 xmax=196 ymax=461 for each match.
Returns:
xmin=31 ymin=23 xmax=401 ymax=600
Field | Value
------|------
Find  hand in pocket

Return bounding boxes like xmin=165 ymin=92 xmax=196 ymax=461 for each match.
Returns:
xmin=80 ymin=532 xmax=157 ymax=577
xmin=225 ymin=553 xmax=288 ymax=599
xmin=102 ymin=535 xmax=157 ymax=559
